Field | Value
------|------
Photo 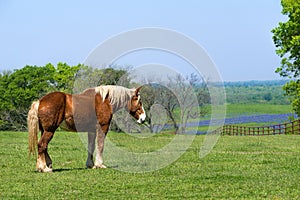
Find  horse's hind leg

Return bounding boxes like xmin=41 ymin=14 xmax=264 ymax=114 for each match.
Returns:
xmin=86 ymin=132 xmax=96 ymax=168
xmin=43 ymin=128 xmax=52 ymax=169
xmin=36 ymin=131 xmax=54 ymax=172
xmin=45 ymin=150 xmax=52 ymax=169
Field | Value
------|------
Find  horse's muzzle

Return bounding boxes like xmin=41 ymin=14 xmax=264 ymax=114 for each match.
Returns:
xmin=137 ymin=113 xmax=146 ymax=124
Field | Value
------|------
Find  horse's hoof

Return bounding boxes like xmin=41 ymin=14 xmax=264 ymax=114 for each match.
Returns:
xmin=36 ymin=166 xmax=53 ymax=173
xmin=86 ymin=161 xmax=94 ymax=169
xmin=86 ymin=165 xmax=94 ymax=169
xmin=92 ymin=164 xmax=107 ymax=169
xmin=44 ymin=167 xmax=53 ymax=173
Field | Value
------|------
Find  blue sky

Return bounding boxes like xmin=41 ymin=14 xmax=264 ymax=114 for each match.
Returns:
xmin=0 ymin=0 xmax=286 ymax=81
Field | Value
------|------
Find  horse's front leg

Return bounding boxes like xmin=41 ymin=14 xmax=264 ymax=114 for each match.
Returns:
xmin=93 ymin=124 xmax=109 ymax=169
xmin=86 ymin=132 xmax=96 ymax=168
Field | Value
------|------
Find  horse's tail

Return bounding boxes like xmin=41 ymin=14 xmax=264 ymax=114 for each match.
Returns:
xmin=28 ymin=100 xmax=40 ymax=156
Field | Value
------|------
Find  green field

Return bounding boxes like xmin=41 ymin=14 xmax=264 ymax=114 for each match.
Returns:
xmin=204 ymin=104 xmax=292 ymax=118
xmin=1 ymin=131 xmax=299 ymax=199
xmin=225 ymin=104 xmax=292 ymax=116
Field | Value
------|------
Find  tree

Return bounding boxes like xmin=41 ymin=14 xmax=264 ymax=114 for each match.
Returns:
xmin=53 ymin=62 xmax=81 ymax=93
xmin=0 ymin=65 xmax=56 ymax=130
xmin=140 ymin=73 xmax=209 ymax=134
xmin=272 ymin=0 xmax=300 ymax=115
xmin=73 ymin=65 xmax=130 ymax=93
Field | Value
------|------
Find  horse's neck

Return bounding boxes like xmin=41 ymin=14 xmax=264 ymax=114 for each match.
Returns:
xmin=94 ymin=85 xmax=133 ymax=113
xmin=111 ymin=101 xmax=128 ymax=113
xmin=110 ymin=91 xmax=131 ymax=113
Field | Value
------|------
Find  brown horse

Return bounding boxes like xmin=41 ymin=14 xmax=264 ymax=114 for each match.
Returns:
xmin=28 ymin=85 xmax=146 ymax=172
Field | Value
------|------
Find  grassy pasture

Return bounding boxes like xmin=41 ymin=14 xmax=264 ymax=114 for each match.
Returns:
xmin=225 ymin=104 xmax=292 ymax=115
xmin=1 ymin=131 xmax=299 ymax=199
xmin=209 ymin=104 xmax=292 ymax=117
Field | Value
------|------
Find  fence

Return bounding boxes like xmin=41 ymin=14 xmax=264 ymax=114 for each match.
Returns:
xmin=212 ymin=119 xmax=300 ymax=136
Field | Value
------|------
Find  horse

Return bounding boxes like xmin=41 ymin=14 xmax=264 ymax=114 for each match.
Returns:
xmin=28 ymin=85 xmax=146 ymax=172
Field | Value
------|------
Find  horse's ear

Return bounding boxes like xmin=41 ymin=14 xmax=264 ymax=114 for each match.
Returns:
xmin=135 ymin=86 xmax=142 ymax=96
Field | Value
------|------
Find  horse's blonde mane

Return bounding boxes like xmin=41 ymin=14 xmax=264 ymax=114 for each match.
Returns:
xmin=95 ymin=85 xmax=135 ymax=111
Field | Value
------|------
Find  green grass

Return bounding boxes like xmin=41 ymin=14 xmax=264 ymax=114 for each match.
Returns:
xmin=203 ymin=103 xmax=291 ymax=116
xmin=225 ymin=104 xmax=292 ymax=116
xmin=1 ymin=131 xmax=299 ymax=199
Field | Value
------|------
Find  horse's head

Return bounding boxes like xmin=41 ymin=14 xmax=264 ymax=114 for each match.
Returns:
xmin=129 ymin=87 xmax=146 ymax=124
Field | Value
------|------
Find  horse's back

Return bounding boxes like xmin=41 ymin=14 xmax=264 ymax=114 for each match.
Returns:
xmin=80 ymin=88 xmax=96 ymax=96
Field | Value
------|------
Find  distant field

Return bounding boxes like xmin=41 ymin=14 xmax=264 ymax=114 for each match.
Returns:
xmin=177 ymin=103 xmax=292 ymax=119
xmin=170 ymin=104 xmax=294 ymax=134
xmin=1 ymin=131 xmax=299 ymax=199
xmin=201 ymin=104 xmax=292 ymax=117
xmin=225 ymin=104 xmax=292 ymax=116
xmin=198 ymin=104 xmax=293 ymax=127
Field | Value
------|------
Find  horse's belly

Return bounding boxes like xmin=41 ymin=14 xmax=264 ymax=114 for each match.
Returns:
xmin=60 ymin=120 xmax=77 ymax=132
xmin=60 ymin=117 xmax=97 ymax=132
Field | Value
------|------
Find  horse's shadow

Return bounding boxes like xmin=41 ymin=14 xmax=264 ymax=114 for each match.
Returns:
xmin=52 ymin=165 xmax=119 ymax=173
xmin=52 ymin=168 xmax=86 ymax=172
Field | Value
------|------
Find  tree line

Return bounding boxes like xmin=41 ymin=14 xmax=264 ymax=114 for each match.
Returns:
xmin=225 ymin=81 xmax=290 ymax=105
